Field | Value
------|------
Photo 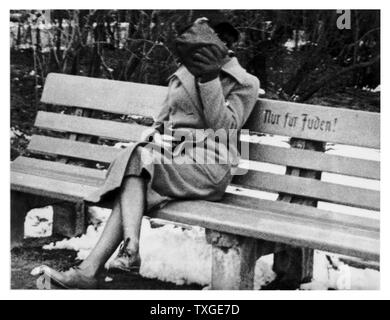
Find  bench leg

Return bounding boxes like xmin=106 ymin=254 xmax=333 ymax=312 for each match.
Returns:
xmin=206 ymin=230 xmax=257 ymax=290
xmin=11 ymin=191 xmax=31 ymax=248
xmin=52 ymin=202 xmax=87 ymax=238
xmin=11 ymin=191 xmax=87 ymax=247
xmin=264 ymin=138 xmax=322 ymax=289
xmin=268 ymin=245 xmax=314 ymax=290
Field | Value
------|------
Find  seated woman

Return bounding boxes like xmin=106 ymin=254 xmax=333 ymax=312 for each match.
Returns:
xmin=35 ymin=17 xmax=260 ymax=289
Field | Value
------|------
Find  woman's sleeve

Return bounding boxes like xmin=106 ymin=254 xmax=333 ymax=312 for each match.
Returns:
xmin=197 ymin=76 xmax=260 ymax=131
xmin=153 ymin=93 xmax=170 ymax=134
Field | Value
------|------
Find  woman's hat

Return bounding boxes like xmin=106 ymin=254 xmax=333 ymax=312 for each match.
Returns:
xmin=175 ymin=18 xmax=229 ymax=61
xmin=177 ymin=11 xmax=240 ymax=43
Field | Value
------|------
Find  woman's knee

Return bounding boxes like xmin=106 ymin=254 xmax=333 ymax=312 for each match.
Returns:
xmin=121 ymin=175 xmax=147 ymax=195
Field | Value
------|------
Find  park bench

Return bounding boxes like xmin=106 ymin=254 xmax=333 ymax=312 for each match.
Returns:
xmin=11 ymin=73 xmax=380 ymax=290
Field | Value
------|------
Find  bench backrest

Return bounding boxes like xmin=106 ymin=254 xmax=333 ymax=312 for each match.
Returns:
xmin=31 ymin=73 xmax=380 ymax=214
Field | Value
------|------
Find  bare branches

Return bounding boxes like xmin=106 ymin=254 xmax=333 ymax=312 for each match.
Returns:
xmin=298 ymin=55 xmax=380 ymax=102
xmin=10 ymin=9 xmax=380 ymax=96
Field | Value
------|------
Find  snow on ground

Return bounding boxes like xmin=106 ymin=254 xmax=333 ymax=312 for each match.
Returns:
xmin=23 ymin=135 xmax=380 ymax=289
xmin=363 ymin=85 xmax=380 ymax=93
xmin=11 ymin=127 xmax=31 ymax=141
xmin=24 ymin=206 xmax=53 ymax=238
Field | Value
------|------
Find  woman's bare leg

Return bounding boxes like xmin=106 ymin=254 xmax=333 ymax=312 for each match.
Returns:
xmin=77 ymin=199 xmax=123 ymax=277
xmin=119 ymin=176 xmax=147 ymax=254
xmin=79 ymin=176 xmax=146 ymax=276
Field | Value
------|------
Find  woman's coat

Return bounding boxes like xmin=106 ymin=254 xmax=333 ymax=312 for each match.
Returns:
xmin=85 ymin=57 xmax=260 ymax=211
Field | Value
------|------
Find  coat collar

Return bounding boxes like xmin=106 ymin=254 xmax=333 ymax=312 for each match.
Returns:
xmin=220 ymin=57 xmax=246 ymax=85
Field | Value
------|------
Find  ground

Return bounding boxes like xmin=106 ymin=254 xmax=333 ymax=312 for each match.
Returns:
xmin=11 ymin=237 xmax=201 ymax=290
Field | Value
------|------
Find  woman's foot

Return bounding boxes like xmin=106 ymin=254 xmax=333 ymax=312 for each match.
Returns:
xmin=34 ymin=265 xmax=99 ymax=289
xmin=108 ymin=238 xmax=141 ymax=273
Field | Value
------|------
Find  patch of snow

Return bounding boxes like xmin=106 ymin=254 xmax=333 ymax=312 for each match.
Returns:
xmin=138 ymin=222 xmax=212 ymax=286
xmin=43 ymin=224 xmax=103 ymax=261
xmin=11 ymin=128 xmax=31 ymax=141
xmin=284 ymin=30 xmax=308 ymax=51
xmin=24 ymin=206 xmax=53 ymax=238
xmin=362 ymin=85 xmax=380 ymax=93
xmin=306 ymin=251 xmax=380 ymax=290
xmin=11 ymin=128 xmax=24 ymax=139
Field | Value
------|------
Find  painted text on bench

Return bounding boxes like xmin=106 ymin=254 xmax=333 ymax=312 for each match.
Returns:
xmin=263 ymin=109 xmax=338 ymax=132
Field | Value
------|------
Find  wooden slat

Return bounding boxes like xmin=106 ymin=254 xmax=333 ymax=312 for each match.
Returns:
xmin=337 ymin=255 xmax=380 ymax=271
xmin=41 ymin=73 xmax=166 ymax=119
xmin=41 ymin=74 xmax=380 ymax=149
xmin=245 ymin=143 xmax=380 ymax=180
xmin=245 ymin=99 xmax=380 ymax=149
xmin=152 ymin=200 xmax=380 ymax=261
xmin=222 ymin=193 xmax=380 ymax=232
xmin=35 ymin=111 xmax=149 ymax=142
xmin=233 ymin=171 xmax=380 ymax=211
xmin=12 ymin=157 xmax=106 ymax=185
xmin=28 ymin=135 xmax=123 ymax=163
xmin=11 ymin=171 xmax=98 ymax=202
xmin=10 ymin=162 xmax=379 ymax=260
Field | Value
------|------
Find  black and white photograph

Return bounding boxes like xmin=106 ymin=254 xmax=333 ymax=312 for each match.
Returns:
xmin=5 ymin=2 xmax=386 ymax=300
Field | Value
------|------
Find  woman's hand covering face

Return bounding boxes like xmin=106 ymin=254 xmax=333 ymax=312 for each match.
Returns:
xmin=184 ymin=45 xmax=225 ymax=83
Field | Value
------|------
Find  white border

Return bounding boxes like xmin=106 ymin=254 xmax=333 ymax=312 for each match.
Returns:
xmin=1 ymin=0 xmax=388 ymax=300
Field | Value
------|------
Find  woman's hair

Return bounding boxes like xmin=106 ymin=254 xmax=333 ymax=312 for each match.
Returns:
xmin=212 ymin=22 xmax=240 ymax=48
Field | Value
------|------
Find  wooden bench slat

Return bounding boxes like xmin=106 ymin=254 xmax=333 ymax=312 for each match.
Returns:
xmin=246 ymin=143 xmax=380 ymax=180
xmin=26 ymin=135 xmax=380 ymax=210
xmin=28 ymin=135 xmax=123 ymax=163
xmin=245 ymin=99 xmax=380 ymax=149
xmin=233 ymin=171 xmax=380 ymax=211
xmin=41 ymin=73 xmax=166 ymax=118
xmin=31 ymin=113 xmax=381 ymax=180
xmin=11 ymin=167 xmax=379 ymax=260
xmin=11 ymin=163 xmax=380 ymax=263
xmin=11 ymin=157 xmax=379 ymax=233
xmin=12 ymin=157 xmax=106 ymax=184
xmin=35 ymin=111 xmax=149 ymax=142
xmin=153 ymin=200 xmax=380 ymax=261
xmin=222 ymin=193 xmax=380 ymax=232
xmin=210 ymin=199 xmax=378 ymax=240
xmin=11 ymin=171 xmax=98 ymax=202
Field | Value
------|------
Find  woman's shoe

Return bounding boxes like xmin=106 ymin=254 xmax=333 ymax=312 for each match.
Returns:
xmin=108 ymin=238 xmax=141 ymax=273
xmin=34 ymin=265 xmax=98 ymax=289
